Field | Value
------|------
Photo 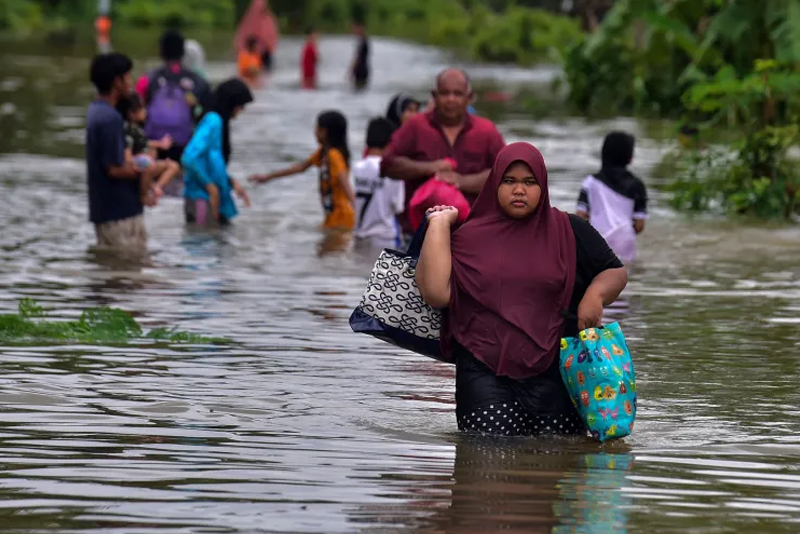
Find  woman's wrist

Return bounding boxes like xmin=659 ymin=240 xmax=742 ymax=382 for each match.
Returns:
xmin=428 ymin=216 xmax=453 ymax=229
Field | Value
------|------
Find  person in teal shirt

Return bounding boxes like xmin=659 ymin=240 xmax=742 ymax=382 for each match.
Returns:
xmin=181 ymin=78 xmax=253 ymax=225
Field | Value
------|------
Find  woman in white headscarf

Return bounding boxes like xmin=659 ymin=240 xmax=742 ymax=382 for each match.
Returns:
xmin=184 ymin=39 xmax=207 ymax=80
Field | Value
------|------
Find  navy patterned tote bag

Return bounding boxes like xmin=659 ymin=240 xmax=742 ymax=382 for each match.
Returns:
xmin=349 ymin=222 xmax=445 ymax=361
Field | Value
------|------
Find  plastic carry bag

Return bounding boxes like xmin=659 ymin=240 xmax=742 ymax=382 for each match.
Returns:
xmin=559 ymin=322 xmax=636 ymax=442
xmin=407 ymin=178 xmax=470 ymax=232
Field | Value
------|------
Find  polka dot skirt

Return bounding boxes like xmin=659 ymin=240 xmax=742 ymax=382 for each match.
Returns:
xmin=456 ymin=401 xmax=584 ymax=437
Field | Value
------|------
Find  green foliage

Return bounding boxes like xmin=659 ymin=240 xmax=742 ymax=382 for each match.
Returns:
xmin=470 ymin=7 xmax=582 ymax=64
xmin=564 ymin=0 xmax=800 ymax=117
xmin=1 ymin=0 xmax=580 ymax=66
xmin=0 ymin=299 xmax=229 ymax=344
xmin=668 ymin=126 xmax=800 ymax=218
xmin=669 ymin=60 xmax=800 ymax=219
xmin=115 ymin=0 xmax=234 ymax=29
xmin=561 ymin=0 xmax=800 ymax=219
xmin=0 ymin=0 xmax=43 ymax=32
xmin=683 ymin=60 xmax=800 ymax=128
xmin=563 ymin=0 xmax=701 ymax=117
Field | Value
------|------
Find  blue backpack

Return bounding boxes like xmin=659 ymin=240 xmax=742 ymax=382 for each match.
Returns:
xmin=144 ymin=67 xmax=197 ymax=147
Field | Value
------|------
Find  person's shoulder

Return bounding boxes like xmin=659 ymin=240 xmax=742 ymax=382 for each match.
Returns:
xmin=404 ymin=112 xmax=430 ymax=131
xmin=352 ymin=156 xmax=380 ymax=175
xmin=351 ymin=157 xmax=371 ymax=171
xmin=88 ymin=101 xmax=121 ymax=126
xmin=469 ymin=115 xmax=503 ymax=139
xmin=328 ymin=148 xmax=347 ymax=163
xmin=182 ymin=69 xmax=210 ymax=91
xmin=630 ymin=172 xmax=647 ymax=191
xmin=567 ymin=212 xmax=593 ymax=232
xmin=197 ymin=111 xmax=221 ymax=131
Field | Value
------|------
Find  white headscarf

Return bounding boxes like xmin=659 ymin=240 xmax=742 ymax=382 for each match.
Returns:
xmin=184 ymin=39 xmax=207 ymax=79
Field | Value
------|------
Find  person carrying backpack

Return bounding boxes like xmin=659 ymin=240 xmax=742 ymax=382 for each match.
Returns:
xmin=136 ymin=30 xmax=213 ymax=164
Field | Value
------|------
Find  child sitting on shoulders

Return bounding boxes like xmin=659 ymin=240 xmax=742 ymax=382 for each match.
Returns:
xmin=116 ymin=92 xmax=180 ymax=206
xmin=352 ymin=117 xmax=404 ymax=248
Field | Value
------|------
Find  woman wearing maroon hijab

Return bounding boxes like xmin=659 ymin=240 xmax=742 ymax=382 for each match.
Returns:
xmin=416 ymin=142 xmax=628 ymax=436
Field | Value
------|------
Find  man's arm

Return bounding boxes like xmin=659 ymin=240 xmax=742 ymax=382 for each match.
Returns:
xmin=441 ymin=124 xmax=504 ymax=194
xmin=456 ymin=169 xmax=490 ymax=194
xmin=104 ymin=118 xmax=139 ymax=180
xmin=108 ymin=163 xmax=140 ymax=180
xmin=381 ymin=122 xmax=452 ymax=181
xmin=383 ymin=156 xmax=447 ymax=182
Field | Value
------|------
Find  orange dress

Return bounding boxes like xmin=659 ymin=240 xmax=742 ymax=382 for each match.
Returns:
xmin=237 ymin=51 xmax=262 ymax=82
xmin=307 ymin=148 xmax=355 ymax=230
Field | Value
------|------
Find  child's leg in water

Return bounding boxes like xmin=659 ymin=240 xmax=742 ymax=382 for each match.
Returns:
xmin=140 ymin=164 xmax=160 ymax=206
xmin=153 ymin=159 xmax=181 ymax=198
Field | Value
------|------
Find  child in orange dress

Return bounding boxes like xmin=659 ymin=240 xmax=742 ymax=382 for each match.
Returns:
xmin=249 ymin=110 xmax=356 ymax=230
xmin=238 ymin=35 xmax=263 ymax=86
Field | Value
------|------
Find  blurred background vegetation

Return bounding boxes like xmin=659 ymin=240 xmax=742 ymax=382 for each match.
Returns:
xmin=0 ymin=0 xmax=586 ymax=65
xmin=4 ymin=0 xmax=800 ymax=219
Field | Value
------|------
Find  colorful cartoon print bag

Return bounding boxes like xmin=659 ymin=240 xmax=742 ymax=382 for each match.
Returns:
xmin=559 ymin=322 xmax=636 ymax=442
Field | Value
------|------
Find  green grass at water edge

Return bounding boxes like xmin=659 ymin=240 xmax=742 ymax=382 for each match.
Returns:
xmin=0 ymin=299 xmax=230 ymax=344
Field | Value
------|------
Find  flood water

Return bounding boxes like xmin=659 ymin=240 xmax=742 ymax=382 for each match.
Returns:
xmin=2 ymin=29 xmax=800 ymax=533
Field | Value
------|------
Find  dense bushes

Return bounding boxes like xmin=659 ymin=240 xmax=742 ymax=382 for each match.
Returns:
xmin=562 ymin=0 xmax=800 ymax=219
xmin=1 ymin=0 xmax=582 ymax=66
xmin=270 ymin=0 xmax=582 ymax=65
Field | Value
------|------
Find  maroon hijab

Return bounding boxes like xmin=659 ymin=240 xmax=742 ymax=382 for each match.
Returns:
xmin=442 ymin=142 xmax=577 ymax=379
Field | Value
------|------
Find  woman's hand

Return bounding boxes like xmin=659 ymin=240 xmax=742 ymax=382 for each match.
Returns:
xmin=577 ymin=288 xmax=604 ymax=331
xmin=206 ymin=183 xmax=220 ymax=221
xmin=426 ymin=205 xmax=459 ymax=227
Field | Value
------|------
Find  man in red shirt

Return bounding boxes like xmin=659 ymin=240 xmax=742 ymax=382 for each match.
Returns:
xmin=301 ymin=28 xmax=319 ymax=89
xmin=380 ymin=68 xmax=505 ymax=231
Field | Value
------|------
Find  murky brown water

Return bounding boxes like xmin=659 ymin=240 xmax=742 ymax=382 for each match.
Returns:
xmin=2 ymin=28 xmax=800 ymax=534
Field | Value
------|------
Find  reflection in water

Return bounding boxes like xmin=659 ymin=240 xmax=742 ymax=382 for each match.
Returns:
xmin=2 ymin=30 xmax=800 ymax=534
xmin=554 ymin=452 xmax=632 ymax=533
xmin=317 ymin=229 xmax=353 ymax=258
xmin=437 ymin=439 xmax=631 ymax=534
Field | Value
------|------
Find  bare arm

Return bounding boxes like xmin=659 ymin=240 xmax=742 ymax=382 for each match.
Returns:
xmin=455 ymin=169 xmax=490 ymax=195
xmin=380 ymin=121 xmax=453 ymax=181
xmin=249 ymin=159 xmax=314 ymax=183
xmin=416 ymin=208 xmax=457 ymax=309
xmin=107 ymin=163 xmax=140 ymax=181
xmin=577 ymin=267 xmax=628 ymax=331
xmin=268 ymin=160 xmax=313 ymax=179
xmin=588 ymin=267 xmax=628 ymax=305
xmin=339 ymin=170 xmax=356 ymax=206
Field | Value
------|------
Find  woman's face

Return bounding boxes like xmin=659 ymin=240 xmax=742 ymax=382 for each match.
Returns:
xmin=315 ymin=124 xmax=326 ymax=145
xmin=231 ymin=105 xmax=245 ymax=119
xmin=400 ymin=102 xmax=419 ymax=124
xmin=497 ymin=161 xmax=542 ymax=219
